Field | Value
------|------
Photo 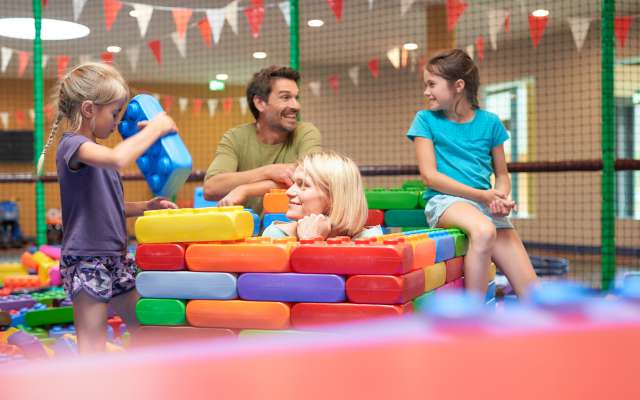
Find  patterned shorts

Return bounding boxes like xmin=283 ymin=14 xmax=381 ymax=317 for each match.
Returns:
xmin=60 ymin=255 xmax=137 ymax=303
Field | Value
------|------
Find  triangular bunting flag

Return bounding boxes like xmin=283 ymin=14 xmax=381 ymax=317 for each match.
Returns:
xmin=278 ymin=1 xmax=290 ymax=26
xmin=327 ymin=0 xmax=343 ymax=22
xmin=207 ymin=98 xmax=219 ymax=117
xmin=57 ymin=55 xmax=70 ymax=79
xmin=29 ymin=109 xmax=35 ymax=122
xmin=103 ymin=0 xmax=122 ymax=32
xmin=367 ymin=58 xmax=380 ymax=78
xmin=348 ymin=66 xmax=359 ymax=86
xmin=488 ymin=9 xmax=509 ymax=50
xmin=475 ymin=36 xmax=485 ymax=61
xmin=172 ymin=8 xmax=192 ymax=39
xmin=225 ymin=1 xmax=239 ymax=34
xmin=197 ymin=18 xmax=212 ymax=48
xmin=170 ymin=31 xmax=187 ymax=58
xmin=42 ymin=54 xmax=49 ymax=69
xmin=567 ymin=17 xmax=590 ymax=51
xmin=148 ymin=39 xmax=162 ymax=65
xmin=1 ymin=47 xmax=13 ymax=73
xmin=133 ymin=3 xmax=153 ymax=37
xmin=101 ymin=52 xmax=113 ymax=64
xmin=328 ymin=75 xmax=339 ymax=95
xmin=223 ymin=97 xmax=233 ymax=113
xmin=73 ymin=0 xmax=88 ymax=21
xmin=387 ymin=47 xmax=401 ymax=69
xmin=162 ymin=95 xmax=173 ymax=113
xmin=17 ymin=51 xmax=30 ymax=77
xmin=368 ymin=0 xmax=374 ymax=11
xmin=401 ymin=0 xmax=416 ymax=16
xmin=446 ymin=0 xmax=467 ymax=31
xmin=0 ymin=112 xmax=8 ymax=130
xmin=244 ymin=0 xmax=265 ymax=39
xmin=466 ymin=44 xmax=474 ymax=60
xmin=528 ymin=14 xmax=548 ymax=48
xmin=207 ymin=8 xmax=226 ymax=44
xmin=178 ymin=97 xmax=188 ymax=112
xmin=309 ymin=81 xmax=321 ymax=96
xmin=614 ymin=16 xmax=632 ymax=48
xmin=126 ymin=46 xmax=140 ymax=71
xmin=15 ymin=110 xmax=26 ymax=129
xmin=504 ymin=13 xmax=510 ymax=33
xmin=238 ymin=97 xmax=248 ymax=115
xmin=192 ymin=98 xmax=203 ymax=115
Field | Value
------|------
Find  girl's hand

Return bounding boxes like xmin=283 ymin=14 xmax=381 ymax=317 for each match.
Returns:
xmin=147 ymin=197 xmax=178 ymax=211
xmin=480 ymin=189 xmax=507 ymax=208
xmin=137 ymin=112 xmax=177 ymax=137
xmin=489 ymin=198 xmax=516 ymax=217
xmin=218 ymin=186 xmax=247 ymax=207
xmin=296 ymin=214 xmax=332 ymax=241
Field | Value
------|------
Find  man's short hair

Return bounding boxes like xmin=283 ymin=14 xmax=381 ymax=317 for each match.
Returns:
xmin=246 ymin=65 xmax=300 ymax=120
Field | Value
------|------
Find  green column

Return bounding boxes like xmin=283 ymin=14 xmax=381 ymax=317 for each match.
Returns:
xmin=600 ymin=0 xmax=615 ymax=291
xmin=33 ymin=0 xmax=46 ymax=245
xmin=289 ymin=0 xmax=299 ymax=71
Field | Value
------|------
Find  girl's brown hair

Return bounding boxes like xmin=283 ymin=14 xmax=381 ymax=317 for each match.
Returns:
xmin=426 ymin=49 xmax=480 ymax=110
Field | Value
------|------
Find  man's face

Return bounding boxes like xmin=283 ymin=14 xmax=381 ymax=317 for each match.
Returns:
xmin=257 ymin=78 xmax=300 ymax=134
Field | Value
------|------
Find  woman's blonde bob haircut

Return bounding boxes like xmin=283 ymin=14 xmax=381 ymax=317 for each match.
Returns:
xmin=299 ymin=150 xmax=368 ymax=237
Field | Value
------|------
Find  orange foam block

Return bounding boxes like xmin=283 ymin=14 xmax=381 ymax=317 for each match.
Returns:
xmin=263 ymin=188 xmax=289 ymax=214
xmin=136 ymin=243 xmax=186 ymax=271
xmin=135 ymin=326 xmax=236 ymax=348
xmin=346 ymin=269 xmax=425 ymax=304
xmin=445 ymin=256 xmax=464 ymax=282
xmin=3 ymin=275 xmax=42 ymax=290
xmin=403 ymin=234 xmax=436 ymax=269
xmin=186 ymin=237 xmax=297 ymax=272
xmin=291 ymin=302 xmax=412 ymax=328
xmin=186 ymin=300 xmax=290 ymax=330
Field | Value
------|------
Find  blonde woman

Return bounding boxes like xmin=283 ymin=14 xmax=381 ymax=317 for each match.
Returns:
xmin=262 ymin=151 xmax=383 ymax=240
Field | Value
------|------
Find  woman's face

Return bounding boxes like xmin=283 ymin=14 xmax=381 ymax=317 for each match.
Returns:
xmin=285 ymin=165 xmax=330 ymax=220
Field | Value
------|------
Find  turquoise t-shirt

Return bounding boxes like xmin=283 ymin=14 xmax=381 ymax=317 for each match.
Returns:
xmin=406 ymin=109 xmax=509 ymax=202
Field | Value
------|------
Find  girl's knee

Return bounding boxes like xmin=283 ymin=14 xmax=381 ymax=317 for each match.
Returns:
xmin=469 ymin=223 xmax=496 ymax=250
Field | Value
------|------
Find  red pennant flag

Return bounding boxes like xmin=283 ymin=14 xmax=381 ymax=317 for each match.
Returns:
xmin=57 ymin=55 xmax=70 ymax=80
xmin=42 ymin=0 xmax=48 ymax=7
xmin=328 ymin=75 xmax=339 ymax=95
xmin=528 ymin=14 xmax=548 ymax=48
xmin=244 ymin=0 xmax=265 ymax=39
xmin=162 ymin=96 xmax=173 ymax=113
xmin=100 ymin=52 xmax=113 ymax=64
xmin=475 ymin=36 xmax=485 ymax=61
xmin=148 ymin=39 xmax=162 ymax=65
xmin=17 ymin=51 xmax=30 ymax=78
xmin=197 ymin=18 xmax=212 ymax=48
xmin=15 ymin=110 xmax=26 ymax=129
xmin=367 ymin=58 xmax=380 ymax=78
xmin=446 ymin=0 xmax=468 ymax=31
xmin=44 ymin=104 xmax=54 ymax=122
xmin=614 ymin=16 xmax=632 ymax=48
xmin=192 ymin=98 xmax=203 ymax=115
xmin=327 ymin=0 xmax=343 ymax=22
xmin=103 ymin=0 xmax=122 ymax=32
xmin=504 ymin=14 xmax=510 ymax=33
xmin=223 ymin=97 xmax=233 ymax=113
xmin=172 ymin=8 xmax=193 ymax=39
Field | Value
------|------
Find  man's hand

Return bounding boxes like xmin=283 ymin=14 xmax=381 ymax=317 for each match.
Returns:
xmin=146 ymin=197 xmax=178 ymax=211
xmin=218 ymin=185 xmax=248 ymax=207
xmin=263 ymin=163 xmax=296 ymax=187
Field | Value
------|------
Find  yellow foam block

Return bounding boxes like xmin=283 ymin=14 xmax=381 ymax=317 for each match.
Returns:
xmin=0 ymin=263 xmax=27 ymax=284
xmin=424 ymin=262 xmax=446 ymax=292
xmin=135 ymin=206 xmax=254 ymax=243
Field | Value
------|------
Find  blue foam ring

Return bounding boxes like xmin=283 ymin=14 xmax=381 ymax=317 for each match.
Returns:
xmin=529 ymin=281 xmax=596 ymax=309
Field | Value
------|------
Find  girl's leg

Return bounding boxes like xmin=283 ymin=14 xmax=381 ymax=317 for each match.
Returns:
xmin=491 ymin=228 xmax=539 ymax=297
xmin=73 ymin=290 xmax=109 ymax=354
xmin=110 ymin=289 xmax=140 ymax=342
xmin=438 ymin=202 xmax=496 ymax=296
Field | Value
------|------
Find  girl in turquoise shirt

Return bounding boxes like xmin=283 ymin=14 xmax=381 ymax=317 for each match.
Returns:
xmin=407 ymin=49 xmax=537 ymax=298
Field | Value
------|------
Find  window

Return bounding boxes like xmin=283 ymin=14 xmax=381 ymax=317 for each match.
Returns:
xmin=615 ymin=93 xmax=640 ymax=219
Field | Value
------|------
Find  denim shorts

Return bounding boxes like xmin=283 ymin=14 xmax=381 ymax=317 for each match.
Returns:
xmin=424 ymin=194 xmax=514 ymax=229
xmin=60 ymin=255 xmax=137 ymax=303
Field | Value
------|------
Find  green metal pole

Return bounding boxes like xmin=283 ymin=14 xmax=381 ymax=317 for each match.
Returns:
xmin=601 ymin=0 xmax=615 ymax=291
xmin=33 ymin=0 xmax=46 ymax=245
xmin=289 ymin=0 xmax=299 ymax=71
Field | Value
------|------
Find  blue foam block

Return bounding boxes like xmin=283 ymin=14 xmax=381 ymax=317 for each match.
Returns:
xmin=193 ymin=186 xmax=218 ymax=208
xmin=485 ymin=280 xmax=496 ymax=303
xmin=238 ymin=273 xmax=345 ymax=302
xmin=425 ymin=232 xmax=455 ymax=262
xmin=136 ymin=271 xmax=237 ymax=300
xmin=118 ymin=94 xmax=192 ymax=198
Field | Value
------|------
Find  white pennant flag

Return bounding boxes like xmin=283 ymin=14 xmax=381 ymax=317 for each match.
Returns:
xmin=126 ymin=46 xmax=140 ymax=72
xmin=567 ymin=17 xmax=591 ymax=51
xmin=133 ymin=3 xmax=154 ymax=38
xmin=170 ymin=31 xmax=187 ymax=58
xmin=238 ymin=97 xmax=248 ymax=115
xmin=73 ymin=0 xmax=88 ymax=20
xmin=348 ymin=66 xmax=360 ymax=86
xmin=178 ymin=97 xmax=188 ymax=112
xmin=0 ymin=112 xmax=8 ymax=129
xmin=368 ymin=0 xmax=374 ymax=10
xmin=309 ymin=81 xmax=321 ymax=96
xmin=278 ymin=1 xmax=290 ymax=26
xmin=225 ymin=0 xmax=239 ymax=34
xmin=401 ymin=0 xmax=416 ymax=16
xmin=42 ymin=54 xmax=49 ymax=69
xmin=206 ymin=8 xmax=226 ymax=45
xmin=207 ymin=99 xmax=219 ymax=117
xmin=79 ymin=54 xmax=92 ymax=64
xmin=387 ymin=47 xmax=401 ymax=69
xmin=29 ymin=108 xmax=35 ymax=122
xmin=2 ymin=47 xmax=13 ymax=73
xmin=466 ymin=44 xmax=475 ymax=60
xmin=488 ymin=9 xmax=509 ymax=50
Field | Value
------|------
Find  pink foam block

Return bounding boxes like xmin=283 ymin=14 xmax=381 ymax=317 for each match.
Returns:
xmin=39 ymin=245 xmax=61 ymax=260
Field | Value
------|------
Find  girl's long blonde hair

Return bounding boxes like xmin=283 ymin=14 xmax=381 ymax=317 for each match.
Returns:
xmin=36 ymin=62 xmax=129 ymax=175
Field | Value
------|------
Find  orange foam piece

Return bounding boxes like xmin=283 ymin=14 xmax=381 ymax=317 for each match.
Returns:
xmin=291 ymin=302 xmax=412 ymax=328
xmin=404 ymin=234 xmax=436 ymax=269
xmin=186 ymin=237 xmax=296 ymax=272
xmin=135 ymin=326 xmax=236 ymax=347
xmin=3 ymin=275 xmax=41 ymax=290
xmin=20 ymin=252 xmax=38 ymax=273
xmin=186 ymin=300 xmax=291 ymax=330
xmin=263 ymin=188 xmax=289 ymax=214
xmin=346 ymin=269 xmax=425 ymax=304
xmin=445 ymin=256 xmax=464 ymax=282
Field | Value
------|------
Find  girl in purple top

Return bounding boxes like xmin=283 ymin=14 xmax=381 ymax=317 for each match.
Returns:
xmin=37 ymin=62 xmax=178 ymax=353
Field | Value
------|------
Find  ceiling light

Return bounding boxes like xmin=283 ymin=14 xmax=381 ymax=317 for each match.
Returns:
xmin=0 ymin=18 xmax=90 ymax=40
xmin=107 ymin=46 xmax=121 ymax=53
xmin=129 ymin=10 xmax=139 ymax=18
xmin=532 ymin=9 xmax=549 ymax=17
xmin=403 ymin=43 xmax=419 ymax=51
xmin=253 ymin=51 xmax=267 ymax=59
xmin=307 ymin=19 xmax=324 ymax=27
xmin=216 ymin=73 xmax=229 ymax=81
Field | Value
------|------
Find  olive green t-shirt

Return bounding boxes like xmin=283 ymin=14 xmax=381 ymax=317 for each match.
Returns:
xmin=205 ymin=122 xmax=321 ymax=214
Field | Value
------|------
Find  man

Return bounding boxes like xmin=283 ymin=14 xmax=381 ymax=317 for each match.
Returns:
xmin=203 ymin=66 xmax=321 ymax=214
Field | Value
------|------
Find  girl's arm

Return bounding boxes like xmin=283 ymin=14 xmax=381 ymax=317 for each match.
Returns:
xmin=125 ymin=197 xmax=178 ymax=217
xmin=415 ymin=137 xmax=505 ymax=205
xmin=70 ymin=112 xmax=176 ymax=170
xmin=491 ymin=144 xmax=511 ymax=196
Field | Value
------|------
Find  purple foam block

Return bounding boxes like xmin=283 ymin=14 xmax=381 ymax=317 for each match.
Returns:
xmin=238 ymin=273 xmax=346 ymax=302
xmin=0 ymin=294 xmax=36 ymax=311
